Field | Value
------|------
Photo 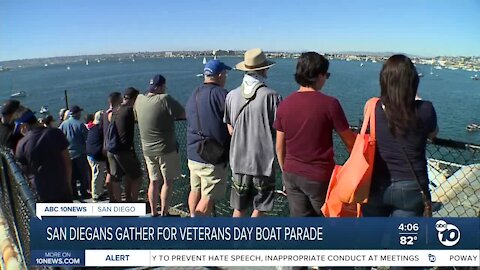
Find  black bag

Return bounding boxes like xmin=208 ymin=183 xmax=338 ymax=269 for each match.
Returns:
xmin=197 ymin=137 xmax=226 ymax=165
xmin=193 ymin=88 xmax=227 ymax=164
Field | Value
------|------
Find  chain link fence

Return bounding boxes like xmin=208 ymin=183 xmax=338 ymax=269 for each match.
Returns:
xmin=0 ymin=121 xmax=479 ymax=268
xmin=164 ymin=121 xmax=480 ymax=218
xmin=0 ymin=148 xmax=35 ymax=269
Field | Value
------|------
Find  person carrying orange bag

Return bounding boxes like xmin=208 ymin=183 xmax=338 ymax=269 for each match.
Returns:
xmin=322 ymin=97 xmax=379 ymax=217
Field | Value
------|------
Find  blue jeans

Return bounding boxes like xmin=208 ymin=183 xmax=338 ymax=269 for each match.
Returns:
xmin=362 ymin=180 xmax=426 ymax=217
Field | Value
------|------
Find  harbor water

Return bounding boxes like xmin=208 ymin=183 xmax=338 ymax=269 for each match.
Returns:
xmin=1 ymin=57 xmax=479 ymax=143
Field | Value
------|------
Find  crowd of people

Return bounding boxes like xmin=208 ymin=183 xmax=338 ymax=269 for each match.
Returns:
xmin=0 ymin=49 xmax=438 ymax=219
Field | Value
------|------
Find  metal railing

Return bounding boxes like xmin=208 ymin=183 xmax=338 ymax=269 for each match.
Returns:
xmin=0 ymin=148 xmax=35 ymax=269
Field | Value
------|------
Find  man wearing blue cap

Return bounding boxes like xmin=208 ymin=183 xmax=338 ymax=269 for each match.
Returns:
xmin=185 ymin=59 xmax=231 ymax=216
xmin=134 ymin=75 xmax=185 ymax=216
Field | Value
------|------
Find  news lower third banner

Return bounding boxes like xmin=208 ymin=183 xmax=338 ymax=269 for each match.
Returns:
xmin=30 ymin=215 xmax=479 ymax=267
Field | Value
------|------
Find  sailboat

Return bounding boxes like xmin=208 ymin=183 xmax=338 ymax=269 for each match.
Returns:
xmin=132 ymin=58 xmax=135 ymax=62
xmin=67 ymin=66 xmax=70 ymax=70
xmin=85 ymin=59 xmax=89 ymax=66
xmin=202 ymin=57 xmax=207 ymax=64
xmin=430 ymin=66 xmax=434 ymax=75
xmin=213 ymin=55 xmax=217 ymax=60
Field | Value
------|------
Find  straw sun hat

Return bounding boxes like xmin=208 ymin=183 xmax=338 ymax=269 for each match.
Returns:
xmin=235 ymin=48 xmax=275 ymax=71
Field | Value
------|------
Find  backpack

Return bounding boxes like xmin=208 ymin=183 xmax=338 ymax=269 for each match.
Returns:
xmin=105 ymin=112 xmax=121 ymax=154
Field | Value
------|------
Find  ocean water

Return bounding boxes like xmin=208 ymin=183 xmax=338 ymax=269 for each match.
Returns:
xmin=1 ymin=57 xmax=479 ymax=144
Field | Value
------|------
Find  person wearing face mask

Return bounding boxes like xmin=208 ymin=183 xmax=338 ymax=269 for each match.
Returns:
xmin=14 ymin=109 xmax=73 ymax=203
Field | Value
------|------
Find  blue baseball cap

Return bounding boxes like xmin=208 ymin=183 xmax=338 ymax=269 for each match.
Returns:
xmin=204 ymin=60 xmax=232 ymax=76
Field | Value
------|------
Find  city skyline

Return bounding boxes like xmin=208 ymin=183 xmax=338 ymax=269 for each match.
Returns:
xmin=1 ymin=0 xmax=480 ymax=61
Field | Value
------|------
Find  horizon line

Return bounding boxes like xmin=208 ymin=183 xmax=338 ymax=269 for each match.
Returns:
xmin=1 ymin=50 xmax=479 ymax=63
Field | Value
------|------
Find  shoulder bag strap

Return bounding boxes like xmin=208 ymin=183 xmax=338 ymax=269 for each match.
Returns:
xmin=398 ymin=145 xmax=431 ymax=207
xmin=232 ymin=83 xmax=265 ymax=128
xmin=360 ymin=97 xmax=379 ymax=139
xmin=194 ymin=87 xmax=206 ymax=138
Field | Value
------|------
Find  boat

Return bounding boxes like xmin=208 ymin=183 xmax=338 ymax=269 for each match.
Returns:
xmin=360 ymin=63 xmax=364 ymax=67
xmin=85 ymin=60 xmax=89 ymax=66
xmin=132 ymin=58 xmax=135 ymax=62
xmin=11 ymin=91 xmax=26 ymax=98
xmin=471 ymin=74 xmax=479 ymax=80
xmin=466 ymin=124 xmax=479 ymax=132
xmin=213 ymin=55 xmax=217 ymax=60
xmin=418 ymin=73 xmax=423 ymax=77
xmin=196 ymin=74 xmax=203 ymax=77
xmin=67 ymin=66 xmax=70 ymax=70
xmin=434 ymin=66 xmax=442 ymax=70
xmin=44 ymin=64 xmax=48 ymax=67
xmin=430 ymin=67 xmax=434 ymax=75
xmin=39 ymin=106 xmax=49 ymax=114
xmin=371 ymin=60 xmax=377 ymax=63
xmin=202 ymin=57 xmax=207 ymax=64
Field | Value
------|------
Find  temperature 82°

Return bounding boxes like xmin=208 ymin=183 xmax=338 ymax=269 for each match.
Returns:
xmin=399 ymin=235 xmax=418 ymax=245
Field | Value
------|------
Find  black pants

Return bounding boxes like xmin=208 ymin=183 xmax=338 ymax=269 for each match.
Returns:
xmin=71 ymin=155 xmax=90 ymax=197
xmin=283 ymin=172 xmax=328 ymax=217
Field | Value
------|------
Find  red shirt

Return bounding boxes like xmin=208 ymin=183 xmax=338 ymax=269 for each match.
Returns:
xmin=273 ymin=91 xmax=349 ymax=181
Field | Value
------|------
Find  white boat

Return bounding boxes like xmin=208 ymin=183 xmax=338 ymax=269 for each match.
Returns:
xmin=430 ymin=67 xmax=434 ymax=75
xmin=360 ymin=63 xmax=364 ymax=67
xmin=466 ymin=123 xmax=479 ymax=131
xmin=471 ymin=74 xmax=479 ymax=80
xmin=196 ymin=74 xmax=203 ymax=77
xmin=44 ymin=64 xmax=48 ymax=67
xmin=434 ymin=66 xmax=442 ymax=70
xmin=213 ymin=55 xmax=217 ymax=60
xmin=11 ymin=91 xmax=26 ymax=98
xmin=67 ymin=66 xmax=70 ymax=70
xmin=202 ymin=57 xmax=207 ymax=64
xmin=418 ymin=73 xmax=423 ymax=77
xmin=97 ymin=59 xmax=100 ymax=63
xmin=39 ymin=106 xmax=49 ymax=114
xmin=132 ymin=58 xmax=135 ymax=62
xmin=85 ymin=60 xmax=89 ymax=66
xmin=372 ymin=60 xmax=377 ymax=63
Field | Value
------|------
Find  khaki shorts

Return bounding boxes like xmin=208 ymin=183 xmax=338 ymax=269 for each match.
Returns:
xmin=144 ymin=151 xmax=182 ymax=181
xmin=188 ymin=159 xmax=228 ymax=201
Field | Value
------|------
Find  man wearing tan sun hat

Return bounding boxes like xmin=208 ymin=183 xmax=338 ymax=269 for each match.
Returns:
xmin=224 ymin=48 xmax=282 ymax=217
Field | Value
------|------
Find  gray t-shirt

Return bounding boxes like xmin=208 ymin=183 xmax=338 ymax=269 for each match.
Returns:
xmin=134 ymin=93 xmax=185 ymax=156
xmin=224 ymin=86 xmax=282 ymax=176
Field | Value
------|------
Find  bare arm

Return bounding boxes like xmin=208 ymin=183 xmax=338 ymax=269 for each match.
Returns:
xmin=338 ymin=129 xmax=356 ymax=153
xmin=275 ymin=131 xmax=286 ymax=171
xmin=227 ymin=124 xmax=233 ymax=136
xmin=61 ymin=149 xmax=72 ymax=196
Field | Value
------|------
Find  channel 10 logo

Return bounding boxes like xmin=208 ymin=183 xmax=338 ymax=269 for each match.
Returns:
xmin=435 ymin=220 xmax=461 ymax=247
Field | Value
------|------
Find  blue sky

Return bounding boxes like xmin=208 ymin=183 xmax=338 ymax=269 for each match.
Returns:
xmin=1 ymin=0 xmax=479 ymax=61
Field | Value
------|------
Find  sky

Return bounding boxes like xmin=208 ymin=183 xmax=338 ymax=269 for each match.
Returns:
xmin=1 ymin=0 xmax=479 ymax=61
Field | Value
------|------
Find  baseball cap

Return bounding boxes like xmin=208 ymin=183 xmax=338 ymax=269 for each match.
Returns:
xmin=1 ymin=100 xmax=20 ymax=116
xmin=204 ymin=60 xmax=232 ymax=76
xmin=148 ymin=74 xmax=166 ymax=92
xmin=70 ymin=105 xmax=83 ymax=114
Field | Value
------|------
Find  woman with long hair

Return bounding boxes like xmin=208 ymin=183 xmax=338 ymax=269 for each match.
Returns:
xmin=363 ymin=54 xmax=438 ymax=217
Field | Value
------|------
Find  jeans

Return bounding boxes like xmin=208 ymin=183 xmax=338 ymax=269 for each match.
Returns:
xmin=362 ymin=179 xmax=425 ymax=217
xmin=87 ymin=155 xmax=106 ymax=199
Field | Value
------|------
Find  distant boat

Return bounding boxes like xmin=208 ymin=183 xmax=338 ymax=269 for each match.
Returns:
xmin=430 ymin=67 xmax=434 ymax=75
xmin=471 ymin=74 xmax=479 ymax=80
xmin=371 ymin=60 xmax=377 ymax=63
xmin=213 ymin=55 xmax=217 ymax=60
xmin=85 ymin=60 xmax=89 ymax=66
xmin=202 ymin=57 xmax=207 ymax=64
xmin=39 ymin=106 xmax=49 ymax=114
xmin=418 ymin=73 xmax=423 ymax=77
xmin=132 ymin=58 xmax=135 ymax=62
xmin=67 ymin=66 xmax=70 ymax=70
xmin=466 ymin=123 xmax=480 ymax=132
xmin=97 ymin=59 xmax=100 ymax=63
xmin=360 ymin=63 xmax=364 ymax=67
xmin=11 ymin=91 xmax=26 ymax=98
xmin=434 ymin=66 xmax=442 ymax=70
xmin=196 ymin=74 xmax=203 ymax=77
xmin=44 ymin=64 xmax=48 ymax=67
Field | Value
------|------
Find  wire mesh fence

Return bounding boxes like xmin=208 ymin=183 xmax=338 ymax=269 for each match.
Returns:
xmin=0 ymin=121 xmax=478 ymax=268
xmin=162 ymin=121 xmax=480 ymax=218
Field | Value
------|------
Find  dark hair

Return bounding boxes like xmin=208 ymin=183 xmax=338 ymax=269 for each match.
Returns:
xmin=44 ymin=115 xmax=55 ymax=125
xmin=295 ymin=52 xmax=329 ymax=87
xmin=108 ymin=92 xmax=122 ymax=105
xmin=380 ymin=54 xmax=419 ymax=137
xmin=84 ymin=113 xmax=94 ymax=123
